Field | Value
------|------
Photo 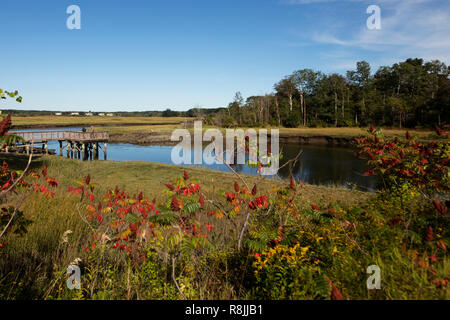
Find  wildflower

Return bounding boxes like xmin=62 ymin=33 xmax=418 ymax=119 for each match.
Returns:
xmin=289 ymin=178 xmax=295 ymax=190
xmin=432 ymin=200 xmax=447 ymax=215
xmin=426 ymin=226 xmax=434 ymax=242
xmin=171 ymin=195 xmax=180 ymax=211
xmin=165 ymin=184 xmax=175 ymax=191
xmin=61 ymin=230 xmax=73 ymax=243
xmin=206 ymin=224 xmax=213 ymax=232
xmin=199 ymin=195 xmax=205 ymax=207
xmin=325 ymin=279 xmax=344 ymax=300
xmin=225 ymin=192 xmax=236 ymax=202
xmin=69 ymin=258 xmax=82 ymax=266
xmin=311 ymin=204 xmax=320 ymax=211
xmin=234 ymin=181 xmax=239 ymax=193
xmin=252 ymin=184 xmax=257 ymax=196
xmin=183 ymin=170 xmax=189 ymax=180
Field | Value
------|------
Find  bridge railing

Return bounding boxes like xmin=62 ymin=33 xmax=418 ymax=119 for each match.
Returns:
xmin=18 ymin=131 xmax=109 ymax=142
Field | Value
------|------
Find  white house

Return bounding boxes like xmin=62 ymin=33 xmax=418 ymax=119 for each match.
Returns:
xmin=70 ymin=112 xmax=79 ymax=116
xmin=55 ymin=112 xmax=62 ymax=116
xmin=106 ymin=113 xmax=114 ymax=117
xmin=85 ymin=112 xmax=93 ymax=116
xmin=98 ymin=113 xmax=105 ymax=116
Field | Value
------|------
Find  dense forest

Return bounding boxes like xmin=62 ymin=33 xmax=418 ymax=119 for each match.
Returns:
xmin=216 ymin=58 xmax=449 ymax=129
xmin=6 ymin=58 xmax=448 ymax=129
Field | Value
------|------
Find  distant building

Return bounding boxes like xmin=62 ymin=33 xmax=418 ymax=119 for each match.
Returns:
xmin=106 ymin=113 xmax=114 ymax=117
xmin=85 ymin=112 xmax=93 ymax=116
xmin=98 ymin=113 xmax=105 ymax=116
xmin=70 ymin=112 xmax=80 ymax=116
xmin=55 ymin=112 xmax=62 ymax=116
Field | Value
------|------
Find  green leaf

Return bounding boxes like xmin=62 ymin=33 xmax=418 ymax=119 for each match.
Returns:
xmin=125 ymin=213 xmax=140 ymax=224
xmin=149 ymin=213 xmax=178 ymax=226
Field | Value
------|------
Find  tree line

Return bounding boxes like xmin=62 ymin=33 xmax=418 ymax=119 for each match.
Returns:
xmin=216 ymin=58 xmax=449 ymax=129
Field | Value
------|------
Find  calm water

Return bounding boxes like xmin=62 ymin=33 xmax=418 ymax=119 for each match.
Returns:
xmin=11 ymin=128 xmax=378 ymax=191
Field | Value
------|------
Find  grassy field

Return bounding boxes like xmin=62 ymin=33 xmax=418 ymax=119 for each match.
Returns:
xmin=10 ymin=116 xmax=187 ymax=127
xmin=277 ymin=127 xmax=435 ymax=139
xmin=5 ymin=155 xmax=369 ymax=207
xmin=0 ymin=155 xmax=369 ymax=299
xmin=9 ymin=115 xmax=435 ymax=140
xmin=106 ymin=125 xmax=435 ymax=138
xmin=0 ymin=150 xmax=448 ymax=300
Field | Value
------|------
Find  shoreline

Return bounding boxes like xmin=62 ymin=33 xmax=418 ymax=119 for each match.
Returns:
xmin=10 ymin=122 xmax=436 ymax=147
xmin=108 ymin=132 xmax=356 ymax=146
xmin=11 ymin=122 xmax=182 ymax=130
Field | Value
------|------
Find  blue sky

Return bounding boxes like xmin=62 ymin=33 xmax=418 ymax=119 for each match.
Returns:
xmin=1 ymin=0 xmax=449 ymax=111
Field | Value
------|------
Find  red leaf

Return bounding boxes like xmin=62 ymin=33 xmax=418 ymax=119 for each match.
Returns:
xmin=325 ymin=279 xmax=345 ymax=300
xmin=171 ymin=195 xmax=180 ymax=211
xmin=252 ymin=184 xmax=257 ymax=196
xmin=290 ymin=178 xmax=296 ymax=190
xmin=426 ymin=226 xmax=434 ymax=242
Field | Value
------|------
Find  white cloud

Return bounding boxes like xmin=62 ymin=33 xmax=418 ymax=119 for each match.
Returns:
xmin=290 ymin=0 xmax=450 ymax=65
xmin=310 ymin=0 xmax=450 ymax=63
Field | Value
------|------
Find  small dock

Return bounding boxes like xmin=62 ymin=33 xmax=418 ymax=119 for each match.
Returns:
xmin=4 ymin=130 xmax=109 ymax=160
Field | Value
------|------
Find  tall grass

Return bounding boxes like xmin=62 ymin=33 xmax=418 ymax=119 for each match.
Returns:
xmin=0 ymin=155 xmax=369 ymax=299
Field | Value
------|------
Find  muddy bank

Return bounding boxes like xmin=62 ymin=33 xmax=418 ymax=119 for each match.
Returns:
xmin=277 ymin=135 xmax=354 ymax=146
xmin=109 ymin=132 xmax=356 ymax=146
xmin=109 ymin=132 xmax=178 ymax=145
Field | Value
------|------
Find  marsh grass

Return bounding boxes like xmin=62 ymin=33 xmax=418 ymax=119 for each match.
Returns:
xmin=11 ymin=116 xmax=187 ymax=128
xmin=0 ymin=155 xmax=369 ymax=299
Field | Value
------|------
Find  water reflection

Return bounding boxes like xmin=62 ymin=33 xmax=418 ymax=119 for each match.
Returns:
xmin=11 ymin=128 xmax=379 ymax=191
xmin=101 ymin=142 xmax=379 ymax=191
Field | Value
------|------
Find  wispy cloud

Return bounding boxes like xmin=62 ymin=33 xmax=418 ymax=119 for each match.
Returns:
xmin=288 ymin=0 xmax=450 ymax=68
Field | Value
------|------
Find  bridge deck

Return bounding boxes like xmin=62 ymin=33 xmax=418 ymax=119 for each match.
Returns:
xmin=18 ymin=130 xmax=109 ymax=142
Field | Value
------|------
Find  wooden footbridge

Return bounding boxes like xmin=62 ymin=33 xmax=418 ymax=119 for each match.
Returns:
xmin=5 ymin=130 xmax=109 ymax=160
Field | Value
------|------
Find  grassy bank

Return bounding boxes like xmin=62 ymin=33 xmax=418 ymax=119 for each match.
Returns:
xmin=10 ymin=116 xmax=186 ymax=128
xmin=0 ymin=151 xmax=448 ymax=300
xmin=0 ymin=155 xmax=369 ymax=299
xmin=10 ymin=115 xmax=435 ymax=140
